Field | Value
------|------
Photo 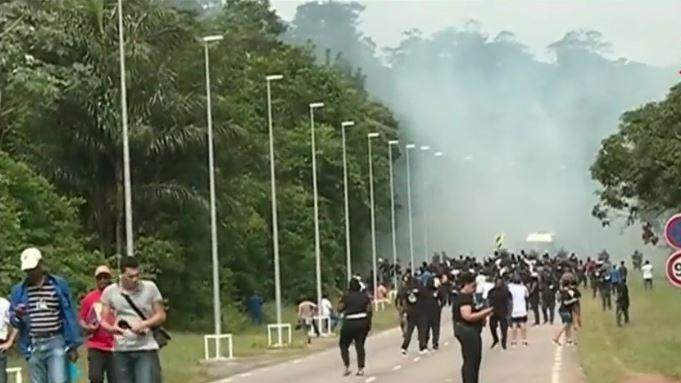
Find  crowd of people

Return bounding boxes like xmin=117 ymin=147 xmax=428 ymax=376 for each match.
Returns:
xmin=0 ymin=247 xmax=167 ymax=383
xmin=335 ymin=248 xmax=651 ymax=383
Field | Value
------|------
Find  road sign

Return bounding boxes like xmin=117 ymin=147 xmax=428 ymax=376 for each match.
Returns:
xmin=664 ymin=214 xmax=681 ymax=249
xmin=665 ymin=251 xmax=681 ymax=288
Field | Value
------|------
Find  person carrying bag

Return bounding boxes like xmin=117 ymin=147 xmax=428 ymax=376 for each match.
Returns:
xmin=120 ymin=294 xmax=171 ymax=348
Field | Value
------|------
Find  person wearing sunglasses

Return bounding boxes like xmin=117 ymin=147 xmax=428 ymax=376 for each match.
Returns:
xmin=79 ymin=266 xmax=115 ymax=383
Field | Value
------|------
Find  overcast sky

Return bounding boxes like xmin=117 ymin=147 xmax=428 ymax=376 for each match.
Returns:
xmin=271 ymin=0 xmax=681 ymax=66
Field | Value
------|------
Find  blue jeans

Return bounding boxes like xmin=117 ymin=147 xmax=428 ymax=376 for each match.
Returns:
xmin=0 ymin=350 xmax=7 ymax=383
xmin=114 ymin=350 xmax=162 ymax=383
xmin=28 ymin=335 xmax=68 ymax=383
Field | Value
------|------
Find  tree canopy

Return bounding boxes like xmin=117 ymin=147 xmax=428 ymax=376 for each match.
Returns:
xmin=591 ymin=82 xmax=681 ymax=237
xmin=0 ymin=0 xmax=399 ymax=330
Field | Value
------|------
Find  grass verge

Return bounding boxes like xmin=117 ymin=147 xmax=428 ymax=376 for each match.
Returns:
xmin=579 ymin=275 xmax=681 ymax=383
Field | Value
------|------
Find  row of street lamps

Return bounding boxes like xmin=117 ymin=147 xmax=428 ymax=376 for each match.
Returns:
xmin=115 ymin=1 xmax=443 ymax=350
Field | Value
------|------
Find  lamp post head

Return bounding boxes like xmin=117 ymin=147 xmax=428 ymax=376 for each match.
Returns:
xmin=406 ymin=144 xmax=416 ymax=149
xmin=420 ymin=145 xmax=431 ymax=151
xmin=368 ymin=132 xmax=380 ymax=139
xmin=309 ymin=102 xmax=324 ymax=109
xmin=266 ymin=74 xmax=283 ymax=81
xmin=202 ymin=35 xmax=224 ymax=43
xmin=388 ymin=140 xmax=399 ymax=145
xmin=342 ymin=121 xmax=355 ymax=128
xmin=434 ymin=152 xmax=444 ymax=157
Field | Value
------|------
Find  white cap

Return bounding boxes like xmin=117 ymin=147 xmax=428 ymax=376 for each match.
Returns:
xmin=20 ymin=247 xmax=42 ymax=271
xmin=94 ymin=265 xmax=112 ymax=277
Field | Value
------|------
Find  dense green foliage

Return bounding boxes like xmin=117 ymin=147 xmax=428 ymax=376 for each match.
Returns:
xmin=591 ymin=83 xmax=681 ymax=233
xmin=0 ymin=151 xmax=93 ymax=293
xmin=0 ymin=0 xmax=398 ymax=330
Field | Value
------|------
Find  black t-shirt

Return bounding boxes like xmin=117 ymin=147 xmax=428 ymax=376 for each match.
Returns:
xmin=341 ymin=291 xmax=371 ymax=316
xmin=541 ymin=279 xmax=557 ymax=302
xmin=423 ymin=287 xmax=441 ymax=313
xmin=558 ymin=288 xmax=580 ymax=312
xmin=453 ymin=292 xmax=482 ymax=328
xmin=398 ymin=286 xmax=423 ymax=315
xmin=487 ymin=286 xmax=511 ymax=318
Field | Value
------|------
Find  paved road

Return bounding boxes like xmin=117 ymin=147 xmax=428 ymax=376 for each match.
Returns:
xmin=213 ymin=313 xmax=585 ymax=383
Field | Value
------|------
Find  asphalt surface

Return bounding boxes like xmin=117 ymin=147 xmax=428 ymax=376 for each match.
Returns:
xmin=212 ymin=311 xmax=585 ymax=383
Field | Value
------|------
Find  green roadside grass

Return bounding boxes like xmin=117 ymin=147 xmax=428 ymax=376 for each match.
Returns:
xmin=579 ymin=275 xmax=681 ymax=383
xmin=7 ymin=302 xmax=400 ymax=383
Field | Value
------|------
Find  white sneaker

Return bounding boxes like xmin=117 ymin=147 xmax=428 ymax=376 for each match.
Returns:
xmin=401 ymin=348 xmax=407 ymax=356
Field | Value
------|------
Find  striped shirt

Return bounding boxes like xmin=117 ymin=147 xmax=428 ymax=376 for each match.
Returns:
xmin=27 ymin=279 xmax=62 ymax=336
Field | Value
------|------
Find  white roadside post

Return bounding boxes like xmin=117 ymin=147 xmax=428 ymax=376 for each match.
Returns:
xmin=405 ymin=144 xmax=416 ymax=275
xmin=200 ymin=34 xmax=232 ymax=360
xmin=388 ymin=140 xmax=399 ymax=290
xmin=309 ymin=102 xmax=326 ymax=332
xmin=117 ymin=0 xmax=134 ymax=256
xmin=265 ymin=74 xmax=291 ymax=347
xmin=419 ymin=145 xmax=431 ymax=264
xmin=368 ymin=132 xmax=380 ymax=310
xmin=341 ymin=121 xmax=355 ymax=283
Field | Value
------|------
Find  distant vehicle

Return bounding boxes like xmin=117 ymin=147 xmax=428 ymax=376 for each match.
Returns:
xmin=525 ymin=232 xmax=557 ymax=254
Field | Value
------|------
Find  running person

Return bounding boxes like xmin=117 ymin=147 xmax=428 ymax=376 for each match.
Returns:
xmin=554 ymin=280 xmax=579 ymax=346
xmin=453 ymin=272 xmax=493 ymax=383
xmin=338 ymin=278 xmax=372 ymax=377
xmin=508 ymin=276 xmax=529 ymax=347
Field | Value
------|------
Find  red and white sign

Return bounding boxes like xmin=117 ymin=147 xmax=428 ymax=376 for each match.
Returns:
xmin=664 ymin=214 xmax=681 ymax=249
xmin=665 ymin=251 xmax=681 ymax=288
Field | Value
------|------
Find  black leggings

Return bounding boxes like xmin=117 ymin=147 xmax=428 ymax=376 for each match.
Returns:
xmin=530 ymin=299 xmax=541 ymax=325
xmin=455 ymin=325 xmax=482 ymax=383
xmin=339 ymin=319 xmax=369 ymax=369
xmin=401 ymin=313 xmax=424 ymax=351
xmin=542 ymin=302 xmax=555 ymax=324
xmin=489 ymin=316 xmax=508 ymax=347
xmin=420 ymin=309 xmax=442 ymax=349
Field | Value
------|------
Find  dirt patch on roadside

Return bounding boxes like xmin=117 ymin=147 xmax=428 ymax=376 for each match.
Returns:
xmin=620 ymin=373 xmax=681 ymax=383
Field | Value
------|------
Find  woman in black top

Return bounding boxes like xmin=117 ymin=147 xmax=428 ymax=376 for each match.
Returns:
xmin=553 ymin=280 xmax=579 ymax=346
xmin=453 ymin=272 xmax=494 ymax=383
xmin=338 ymin=278 xmax=372 ymax=376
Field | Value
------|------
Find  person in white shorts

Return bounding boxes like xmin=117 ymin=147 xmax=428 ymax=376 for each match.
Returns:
xmin=508 ymin=276 xmax=529 ymax=347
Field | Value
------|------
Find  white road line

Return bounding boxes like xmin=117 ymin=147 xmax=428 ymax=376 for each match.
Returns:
xmin=392 ymin=365 xmax=402 ymax=371
xmin=551 ymin=343 xmax=563 ymax=383
xmin=413 ymin=357 xmax=421 ymax=362
xmin=365 ymin=377 xmax=377 ymax=383
xmin=292 ymin=359 xmax=302 ymax=364
xmin=239 ymin=372 xmax=252 ymax=378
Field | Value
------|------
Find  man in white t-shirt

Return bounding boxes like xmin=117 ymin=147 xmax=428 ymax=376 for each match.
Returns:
xmin=641 ymin=260 xmax=654 ymax=290
xmin=508 ymin=277 xmax=529 ymax=347
xmin=320 ymin=296 xmax=337 ymax=332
